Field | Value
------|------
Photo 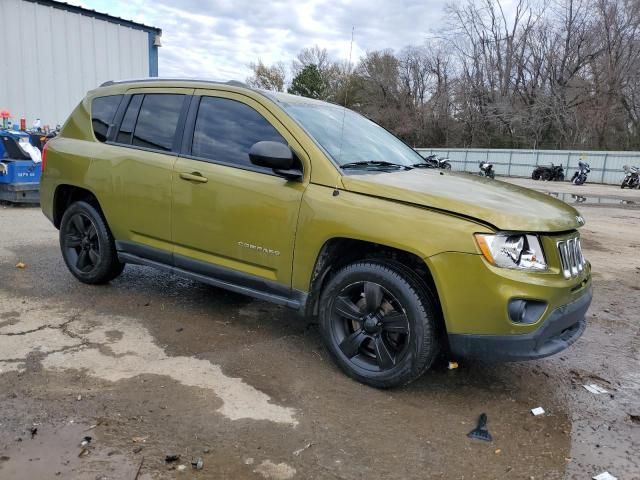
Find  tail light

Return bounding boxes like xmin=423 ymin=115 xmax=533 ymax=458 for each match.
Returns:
xmin=41 ymin=143 xmax=48 ymax=172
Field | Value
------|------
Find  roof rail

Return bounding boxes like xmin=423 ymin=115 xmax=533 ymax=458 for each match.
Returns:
xmin=99 ymin=78 xmax=249 ymax=88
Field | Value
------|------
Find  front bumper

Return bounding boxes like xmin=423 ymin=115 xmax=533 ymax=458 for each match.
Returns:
xmin=448 ymin=285 xmax=591 ymax=361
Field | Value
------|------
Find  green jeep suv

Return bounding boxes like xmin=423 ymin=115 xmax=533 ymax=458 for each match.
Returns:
xmin=40 ymin=79 xmax=592 ymax=388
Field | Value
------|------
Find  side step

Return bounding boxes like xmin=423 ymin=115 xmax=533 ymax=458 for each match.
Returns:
xmin=117 ymin=252 xmax=305 ymax=310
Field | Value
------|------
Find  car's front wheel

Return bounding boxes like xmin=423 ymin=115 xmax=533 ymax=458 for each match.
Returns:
xmin=59 ymin=201 xmax=124 ymax=284
xmin=319 ymin=261 xmax=439 ymax=388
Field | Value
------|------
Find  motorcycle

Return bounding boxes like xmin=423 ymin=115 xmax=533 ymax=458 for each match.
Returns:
xmin=571 ymin=161 xmax=590 ymax=185
xmin=478 ymin=161 xmax=495 ymax=179
xmin=532 ymin=163 xmax=565 ymax=181
xmin=422 ymin=154 xmax=452 ymax=170
xmin=621 ymin=165 xmax=639 ymax=189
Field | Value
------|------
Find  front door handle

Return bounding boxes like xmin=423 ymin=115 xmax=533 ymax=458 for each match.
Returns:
xmin=179 ymin=172 xmax=208 ymax=184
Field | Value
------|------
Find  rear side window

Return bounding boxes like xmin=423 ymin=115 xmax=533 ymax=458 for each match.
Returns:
xmin=91 ymin=95 xmax=122 ymax=142
xmin=132 ymin=94 xmax=185 ymax=151
xmin=191 ymin=97 xmax=286 ymax=169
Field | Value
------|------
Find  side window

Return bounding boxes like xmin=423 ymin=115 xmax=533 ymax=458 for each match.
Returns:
xmin=91 ymin=95 xmax=122 ymax=142
xmin=132 ymin=94 xmax=185 ymax=151
xmin=191 ymin=97 xmax=286 ymax=169
xmin=116 ymin=95 xmax=143 ymax=145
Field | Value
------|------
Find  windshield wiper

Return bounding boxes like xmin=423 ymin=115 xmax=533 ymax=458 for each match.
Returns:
xmin=341 ymin=161 xmax=412 ymax=170
xmin=411 ymin=162 xmax=433 ymax=168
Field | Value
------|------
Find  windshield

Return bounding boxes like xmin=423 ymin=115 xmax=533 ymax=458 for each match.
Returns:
xmin=280 ymin=102 xmax=424 ymax=167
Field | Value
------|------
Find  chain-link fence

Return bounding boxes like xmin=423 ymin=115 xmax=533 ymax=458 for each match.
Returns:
xmin=415 ymin=148 xmax=640 ymax=185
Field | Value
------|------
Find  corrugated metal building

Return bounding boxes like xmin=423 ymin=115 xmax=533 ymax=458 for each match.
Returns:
xmin=0 ymin=0 xmax=161 ymax=127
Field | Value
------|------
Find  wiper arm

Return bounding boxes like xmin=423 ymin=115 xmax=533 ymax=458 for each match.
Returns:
xmin=411 ymin=162 xmax=433 ymax=168
xmin=341 ymin=161 xmax=412 ymax=170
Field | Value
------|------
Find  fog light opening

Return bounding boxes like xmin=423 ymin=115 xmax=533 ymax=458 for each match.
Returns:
xmin=508 ymin=299 xmax=547 ymax=325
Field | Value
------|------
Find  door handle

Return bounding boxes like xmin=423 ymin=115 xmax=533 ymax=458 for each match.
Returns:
xmin=179 ymin=172 xmax=208 ymax=183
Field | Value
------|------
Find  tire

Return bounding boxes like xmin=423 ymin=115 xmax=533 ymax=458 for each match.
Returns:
xmin=488 ymin=171 xmax=495 ymax=179
xmin=59 ymin=201 xmax=124 ymax=284
xmin=574 ymin=175 xmax=586 ymax=185
xmin=443 ymin=163 xmax=452 ymax=170
xmin=541 ymin=170 xmax=552 ymax=181
xmin=557 ymin=173 xmax=565 ymax=181
xmin=319 ymin=260 xmax=439 ymax=388
xmin=532 ymin=170 xmax=541 ymax=180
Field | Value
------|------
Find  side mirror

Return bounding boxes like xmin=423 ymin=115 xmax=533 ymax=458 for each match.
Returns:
xmin=249 ymin=141 xmax=302 ymax=180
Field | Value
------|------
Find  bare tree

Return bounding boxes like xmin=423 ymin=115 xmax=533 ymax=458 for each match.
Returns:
xmin=246 ymin=60 xmax=286 ymax=92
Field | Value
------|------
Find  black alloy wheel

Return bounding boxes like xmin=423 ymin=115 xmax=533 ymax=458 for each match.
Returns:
xmin=63 ymin=213 xmax=101 ymax=273
xmin=59 ymin=201 xmax=125 ymax=284
xmin=331 ymin=281 xmax=411 ymax=372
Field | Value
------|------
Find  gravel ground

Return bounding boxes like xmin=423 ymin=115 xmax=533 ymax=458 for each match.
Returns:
xmin=0 ymin=179 xmax=638 ymax=479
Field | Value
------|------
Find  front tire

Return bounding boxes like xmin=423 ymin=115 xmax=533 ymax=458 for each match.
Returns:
xmin=319 ymin=261 xmax=439 ymax=388
xmin=59 ymin=201 xmax=124 ymax=284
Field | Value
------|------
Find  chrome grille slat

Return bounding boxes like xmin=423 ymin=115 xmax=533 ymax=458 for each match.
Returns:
xmin=557 ymin=236 xmax=586 ymax=279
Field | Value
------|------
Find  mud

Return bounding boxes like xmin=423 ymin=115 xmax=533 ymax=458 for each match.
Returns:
xmin=0 ymin=183 xmax=639 ymax=479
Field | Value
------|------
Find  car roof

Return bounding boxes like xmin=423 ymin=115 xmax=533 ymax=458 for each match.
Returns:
xmin=96 ymin=78 xmax=338 ymax=108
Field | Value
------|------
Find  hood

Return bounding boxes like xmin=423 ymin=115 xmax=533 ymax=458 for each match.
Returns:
xmin=341 ymin=170 xmax=582 ymax=232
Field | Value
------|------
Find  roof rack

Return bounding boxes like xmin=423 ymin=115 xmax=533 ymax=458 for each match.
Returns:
xmin=99 ymin=78 xmax=249 ymax=88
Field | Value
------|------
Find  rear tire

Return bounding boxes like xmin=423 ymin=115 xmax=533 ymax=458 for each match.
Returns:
xmin=532 ymin=170 xmax=541 ymax=180
xmin=59 ymin=201 xmax=124 ymax=284
xmin=319 ymin=261 xmax=439 ymax=388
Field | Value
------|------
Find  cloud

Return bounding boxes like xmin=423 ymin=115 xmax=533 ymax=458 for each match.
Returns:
xmin=65 ymin=0 xmax=447 ymax=81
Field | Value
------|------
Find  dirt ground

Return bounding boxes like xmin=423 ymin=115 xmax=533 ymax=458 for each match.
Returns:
xmin=0 ymin=178 xmax=638 ymax=480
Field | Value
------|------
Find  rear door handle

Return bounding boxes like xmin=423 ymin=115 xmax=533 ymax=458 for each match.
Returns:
xmin=179 ymin=172 xmax=208 ymax=184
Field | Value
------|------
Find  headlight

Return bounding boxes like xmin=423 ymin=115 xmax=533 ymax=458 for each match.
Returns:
xmin=475 ymin=233 xmax=547 ymax=270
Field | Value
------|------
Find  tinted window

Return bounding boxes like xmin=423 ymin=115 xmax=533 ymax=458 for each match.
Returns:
xmin=192 ymin=97 xmax=285 ymax=169
xmin=132 ymin=94 xmax=184 ymax=151
xmin=116 ymin=95 xmax=143 ymax=145
xmin=91 ymin=95 xmax=122 ymax=142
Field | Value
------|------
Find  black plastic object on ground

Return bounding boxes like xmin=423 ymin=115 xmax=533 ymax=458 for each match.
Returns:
xmin=467 ymin=413 xmax=492 ymax=442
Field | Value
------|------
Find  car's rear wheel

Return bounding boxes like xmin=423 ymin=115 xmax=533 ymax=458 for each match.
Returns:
xmin=59 ymin=201 xmax=124 ymax=284
xmin=319 ymin=261 xmax=439 ymax=388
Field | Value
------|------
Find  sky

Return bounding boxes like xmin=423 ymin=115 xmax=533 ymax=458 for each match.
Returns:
xmin=65 ymin=0 xmax=448 ymax=82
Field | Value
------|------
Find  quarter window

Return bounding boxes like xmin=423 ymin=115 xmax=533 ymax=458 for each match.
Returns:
xmin=191 ymin=97 xmax=286 ymax=169
xmin=91 ymin=95 xmax=122 ymax=142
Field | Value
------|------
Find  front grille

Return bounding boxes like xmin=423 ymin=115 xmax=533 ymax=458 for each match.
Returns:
xmin=557 ymin=237 xmax=586 ymax=279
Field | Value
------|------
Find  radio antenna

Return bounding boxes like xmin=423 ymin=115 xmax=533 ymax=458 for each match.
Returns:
xmin=337 ymin=26 xmax=354 ymax=166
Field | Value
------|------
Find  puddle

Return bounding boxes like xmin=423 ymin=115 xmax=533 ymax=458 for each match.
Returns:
xmin=0 ymin=422 xmax=144 ymax=480
xmin=0 ymin=297 xmax=298 ymax=426
xmin=546 ymin=192 xmax=639 ymax=207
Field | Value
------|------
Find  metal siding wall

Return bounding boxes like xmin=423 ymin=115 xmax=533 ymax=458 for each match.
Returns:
xmin=0 ymin=0 xmax=151 ymax=127
xmin=416 ymin=148 xmax=640 ymax=185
